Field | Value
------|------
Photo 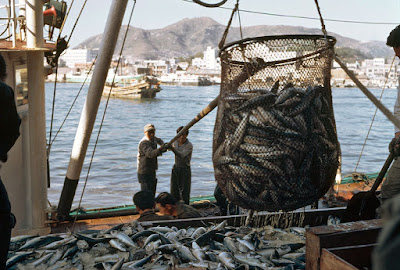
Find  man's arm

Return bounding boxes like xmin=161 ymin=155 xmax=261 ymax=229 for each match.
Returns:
xmin=171 ymin=142 xmax=193 ymax=159
xmin=154 ymin=137 xmax=164 ymax=145
xmin=140 ymin=141 xmax=163 ymax=158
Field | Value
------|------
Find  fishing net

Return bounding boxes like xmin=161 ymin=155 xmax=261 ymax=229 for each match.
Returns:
xmin=213 ymin=35 xmax=340 ymax=211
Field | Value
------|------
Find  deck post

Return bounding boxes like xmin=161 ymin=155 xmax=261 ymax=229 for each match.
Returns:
xmin=57 ymin=0 xmax=129 ymax=220
xmin=25 ymin=0 xmax=49 ymax=234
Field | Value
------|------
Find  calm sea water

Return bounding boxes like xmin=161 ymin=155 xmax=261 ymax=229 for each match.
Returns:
xmin=45 ymin=83 xmax=397 ymax=208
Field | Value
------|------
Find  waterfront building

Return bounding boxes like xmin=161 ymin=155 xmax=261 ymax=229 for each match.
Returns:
xmin=59 ymin=48 xmax=98 ymax=68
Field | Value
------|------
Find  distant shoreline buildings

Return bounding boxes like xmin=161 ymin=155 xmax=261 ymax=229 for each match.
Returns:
xmin=47 ymin=47 xmax=400 ymax=89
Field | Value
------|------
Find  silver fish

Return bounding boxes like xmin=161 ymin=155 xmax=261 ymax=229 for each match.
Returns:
xmin=234 ymin=253 xmax=273 ymax=268
xmin=109 ymin=239 xmax=127 ymax=252
xmin=111 ymin=231 xmax=136 ymax=247
xmin=218 ymin=252 xmax=235 ymax=269
xmin=191 ymin=242 xmax=205 ymax=262
xmin=31 ymin=252 xmax=54 ymax=267
xmin=47 ymin=249 xmax=64 ymax=266
xmin=236 ymin=238 xmax=255 ymax=251
xmin=94 ymin=254 xmax=122 ymax=263
xmin=176 ymin=244 xmax=196 ymax=262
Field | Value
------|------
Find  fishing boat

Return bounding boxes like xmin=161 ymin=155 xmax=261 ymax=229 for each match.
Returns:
xmin=103 ymin=76 xmax=162 ymax=99
xmin=1 ymin=1 xmax=396 ymax=269
xmin=2 ymin=0 xmax=393 ymax=229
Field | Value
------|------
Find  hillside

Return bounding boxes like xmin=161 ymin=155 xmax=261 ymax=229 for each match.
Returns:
xmin=75 ymin=17 xmax=392 ymax=60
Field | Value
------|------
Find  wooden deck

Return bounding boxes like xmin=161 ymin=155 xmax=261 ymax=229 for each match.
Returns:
xmin=49 ymin=206 xmax=346 ymax=234
xmin=0 ymin=40 xmax=56 ymax=51
xmin=50 ymin=213 xmax=140 ymax=234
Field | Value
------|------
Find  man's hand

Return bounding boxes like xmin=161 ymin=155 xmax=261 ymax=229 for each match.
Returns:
xmin=159 ymin=143 xmax=169 ymax=153
xmin=166 ymin=143 xmax=172 ymax=150
xmin=389 ymin=138 xmax=400 ymax=157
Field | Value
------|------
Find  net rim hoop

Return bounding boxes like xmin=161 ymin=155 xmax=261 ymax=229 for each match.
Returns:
xmin=219 ymin=34 xmax=337 ymax=55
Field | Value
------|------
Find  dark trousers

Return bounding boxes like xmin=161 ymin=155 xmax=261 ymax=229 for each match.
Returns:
xmin=214 ymin=185 xmax=239 ymax=215
xmin=171 ymin=165 xmax=191 ymax=204
xmin=138 ymin=172 xmax=157 ymax=195
xmin=0 ymin=178 xmax=13 ymax=270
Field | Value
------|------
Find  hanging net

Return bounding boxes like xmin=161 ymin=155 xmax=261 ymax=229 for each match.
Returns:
xmin=213 ymin=35 xmax=340 ymax=211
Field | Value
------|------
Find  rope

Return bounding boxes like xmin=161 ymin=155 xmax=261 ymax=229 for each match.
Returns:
xmin=218 ymin=2 xmax=238 ymax=50
xmin=48 ymin=67 xmax=59 ymax=149
xmin=48 ymin=0 xmax=88 ymax=149
xmin=182 ymin=0 xmax=400 ymax=25
xmin=66 ymin=0 xmax=88 ymax=45
xmin=72 ymin=0 xmax=137 ymax=227
xmin=49 ymin=57 xmax=97 ymax=146
xmin=313 ymin=0 xmax=328 ymax=37
xmin=354 ymin=56 xmax=396 ymax=172
xmin=236 ymin=0 xmax=243 ymax=40
xmin=192 ymin=0 xmax=228 ymax=8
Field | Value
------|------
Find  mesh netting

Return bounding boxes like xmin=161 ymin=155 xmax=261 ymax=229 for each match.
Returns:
xmin=213 ymin=35 xmax=340 ymax=211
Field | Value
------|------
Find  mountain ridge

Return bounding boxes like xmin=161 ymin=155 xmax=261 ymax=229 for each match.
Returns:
xmin=75 ymin=17 xmax=392 ymax=60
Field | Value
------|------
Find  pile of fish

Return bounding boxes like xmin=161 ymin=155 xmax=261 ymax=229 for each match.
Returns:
xmin=213 ymin=83 xmax=339 ymax=211
xmin=7 ymin=220 xmax=307 ymax=270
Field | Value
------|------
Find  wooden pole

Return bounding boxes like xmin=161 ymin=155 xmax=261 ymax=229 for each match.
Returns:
xmin=167 ymin=95 xmax=219 ymax=145
xmin=334 ymin=55 xmax=400 ymax=130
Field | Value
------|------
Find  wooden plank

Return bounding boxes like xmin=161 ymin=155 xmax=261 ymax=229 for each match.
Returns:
xmin=327 ymin=244 xmax=377 ymax=269
xmin=320 ymin=249 xmax=358 ymax=270
xmin=306 ymin=219 xmax=382 ymax=270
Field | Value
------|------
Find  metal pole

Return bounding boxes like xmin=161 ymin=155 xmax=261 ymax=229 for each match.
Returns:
xmin=57 ymin=0 xmax=129 ymax=220
xmin=26 ymin=0 xmax=47 ymax=232
xmin=10 ymin=0 xmax=16 ymax=47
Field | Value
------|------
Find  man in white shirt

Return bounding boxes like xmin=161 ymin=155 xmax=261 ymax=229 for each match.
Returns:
xmin=137 ymin=124 xmax=167 ymax=195
xmin=381 ymin=25 xmax=400 ymax=203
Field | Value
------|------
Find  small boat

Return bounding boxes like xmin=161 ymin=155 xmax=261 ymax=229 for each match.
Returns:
xmin=103 ymin=76 xmax=161 ymax=99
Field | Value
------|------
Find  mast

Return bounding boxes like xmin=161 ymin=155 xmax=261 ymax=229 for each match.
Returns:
xmin=57 ymin=0 xmax=129 ymax=220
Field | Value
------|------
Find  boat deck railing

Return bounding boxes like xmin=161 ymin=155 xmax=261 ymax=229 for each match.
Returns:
xmin=0 ymin=0 xmax=26 ymax=47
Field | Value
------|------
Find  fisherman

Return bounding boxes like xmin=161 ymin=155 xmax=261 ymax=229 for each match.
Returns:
xmin=214 ymin=185 xmax=240 ymax=216
xmin=169 ymin=126 xmax=193 ymax=204
xmin=373 ymin=25 xmax=400 ymax=270
xmin=0 ymin=53 xmax=21 ymax=270
xmin=155 ymin=192 xmax=202 ymax=219
xmin=137 ymin=124 xmax=168 ymax=195
xmin=133 ymin=191 xmax=173 ymax=222
xmin=381 ymin=25 xmax=400 ymax=203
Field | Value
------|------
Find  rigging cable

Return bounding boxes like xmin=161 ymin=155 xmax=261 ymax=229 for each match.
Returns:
xmin=71 ymin=0 xmax=137 ymax=227
xmin=49 ymin=57 xmax=97 ymax=146
xmin=354 ymin=56 xmax=396 ymax=174
xmin=313 ymin=0 xmax=341 ymax=200
xmin=184 ymin=0 xmax=400 ymax=25
xmin=48 ymin=0 xmax=89 ymax=149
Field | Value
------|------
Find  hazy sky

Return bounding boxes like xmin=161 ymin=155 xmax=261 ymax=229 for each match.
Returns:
xmin=60 ymin=0 xmax=400 ymax=47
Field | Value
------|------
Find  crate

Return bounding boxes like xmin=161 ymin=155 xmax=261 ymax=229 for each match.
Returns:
xmin=306 ymin=219 xmax=383 ymax=270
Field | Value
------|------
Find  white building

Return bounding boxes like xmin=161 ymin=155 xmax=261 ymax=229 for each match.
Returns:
xmin=192 ymin=57 xmax=206 ymax=69
xmin=60 ymin=48 xmax=98 ymax=68
xmin=192 ymin=46 xmax=220 ymax=70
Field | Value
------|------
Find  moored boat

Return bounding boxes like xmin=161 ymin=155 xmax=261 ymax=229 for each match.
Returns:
xmin=103 ymin=76 xmax=162 ymax=99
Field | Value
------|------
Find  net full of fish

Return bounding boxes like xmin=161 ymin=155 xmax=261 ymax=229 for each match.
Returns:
xmin=7 ymin=220 xmax=307 ymax=270
xmin=213 ymin=84 xmax=340 ymax=211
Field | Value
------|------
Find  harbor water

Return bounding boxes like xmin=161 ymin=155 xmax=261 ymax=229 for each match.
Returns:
xmin=46 ymin=83 xmax=397 ymax=209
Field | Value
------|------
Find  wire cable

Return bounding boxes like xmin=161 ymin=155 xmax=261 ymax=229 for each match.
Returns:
xmin=49 ymin=57 xmax=97 ymax=146
xmin=183 ymin=0 xmax=400 ymax=26
xmin=354 ymin=56 xmax=396 ymax=173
